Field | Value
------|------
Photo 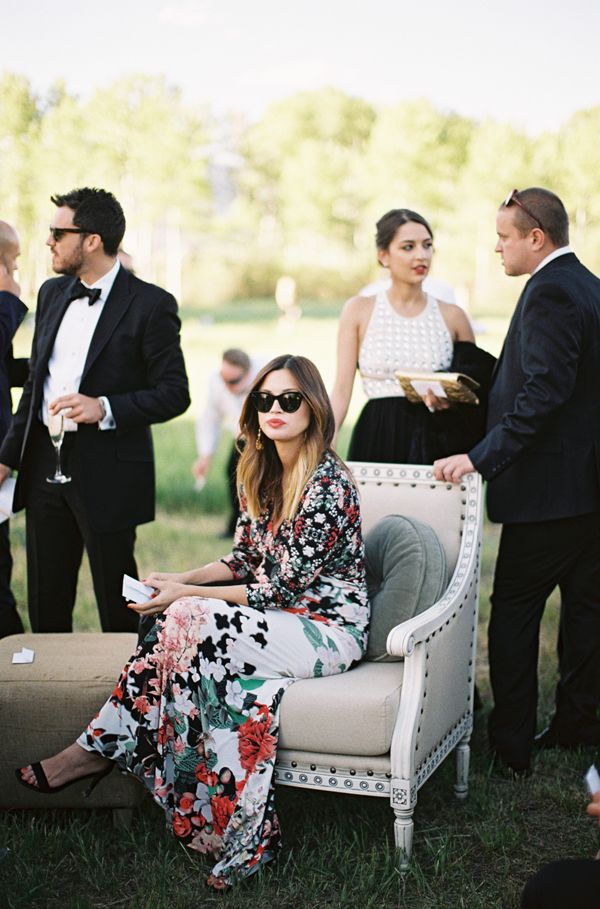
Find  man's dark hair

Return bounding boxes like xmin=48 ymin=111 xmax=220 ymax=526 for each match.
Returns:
xmin=223 ymin=348 xmax=251 ymax=372
xmin=51 ymin=187 xmax=126 ymax=256
xmin=507 ymin=188 xmax=569 ymax=247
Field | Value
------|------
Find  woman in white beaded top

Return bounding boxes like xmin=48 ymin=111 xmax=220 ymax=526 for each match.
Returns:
xmin=331 ymin=208 xmax=490 ymax=464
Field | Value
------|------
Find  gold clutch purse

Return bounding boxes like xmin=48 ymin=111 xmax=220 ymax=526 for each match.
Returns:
xmin=394 ymin=370 xmax=480 ymax=406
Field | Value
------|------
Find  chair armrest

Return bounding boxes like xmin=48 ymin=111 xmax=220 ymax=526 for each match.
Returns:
xmin=387 ymin=589 xmax=460 ymax=657
xmin=386 ymin=472 xmax=482 ymax=658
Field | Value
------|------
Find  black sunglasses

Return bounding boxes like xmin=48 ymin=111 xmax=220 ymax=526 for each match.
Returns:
xmin=48 ymin=226 xmax=88 ymax=241
xmin=251 ymin=391 xmax=305 ymax=413
xmin=224 ymin=373 xmax=247 ymax=386
xmin=502 ymin=190 xmax=544 ymax=231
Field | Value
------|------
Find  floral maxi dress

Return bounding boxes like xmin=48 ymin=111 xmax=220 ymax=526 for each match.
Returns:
xmin=77 ymin=452 xmax=369 ymax=884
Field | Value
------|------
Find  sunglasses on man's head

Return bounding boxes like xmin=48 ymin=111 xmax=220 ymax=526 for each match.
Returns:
xmin=502 ymin=190 xmax=544 ymax=231
xmin=251 ymin=391 xmax=305 ymax=413
xmin=48 ymin=226 xmax=88 ymax=241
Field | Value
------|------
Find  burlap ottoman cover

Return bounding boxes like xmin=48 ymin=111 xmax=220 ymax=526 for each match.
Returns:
xmin=0 ymin=633 xmax=145 ymax=810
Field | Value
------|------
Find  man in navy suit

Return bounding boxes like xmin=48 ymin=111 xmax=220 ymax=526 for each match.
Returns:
xmin=0 ymin=222 xmax=29 ymax=637
xmin=0 ymin=188 xmax=190 ymax=633
xmin=434 ymin=188 xmax=600 ymax=772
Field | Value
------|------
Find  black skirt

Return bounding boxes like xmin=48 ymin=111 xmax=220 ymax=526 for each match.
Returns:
xmin=347 ymin=342 xmax=496 ymax=465
xmin=347 ymin=396 xmax=462 ymax=464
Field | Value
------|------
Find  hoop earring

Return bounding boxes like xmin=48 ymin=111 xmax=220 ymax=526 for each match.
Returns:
xmin=255 ymin=428 xmax=263 ymax=451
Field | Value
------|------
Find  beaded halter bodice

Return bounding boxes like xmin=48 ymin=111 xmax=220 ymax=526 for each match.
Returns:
xmin=358 ymin=290 xmax=453 ymax=399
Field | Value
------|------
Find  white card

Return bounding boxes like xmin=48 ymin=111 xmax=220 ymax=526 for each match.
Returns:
xmin=585 ymin=764 xmax=600 ymax=795
xmin=410 ymin=379 xmax=447 ymax=399
xmin=122 ymin=574 xmax=155 ymax=604
xmin=12 ymin=646 xmax=35 ymax=664
xmin=0 ymin=477 xmax=16 ymax=524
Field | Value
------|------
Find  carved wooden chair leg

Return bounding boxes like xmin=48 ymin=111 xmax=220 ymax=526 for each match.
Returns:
xmin=454 ymin=731 xmax=471 ymax=800
xmin=393 ymin=806 xmax=415 ymax=871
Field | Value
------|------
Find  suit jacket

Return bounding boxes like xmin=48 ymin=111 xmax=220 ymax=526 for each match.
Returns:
xmin=0 ymin=266 xmax=190 ymax=532
xmin=0 ymin=291 xmax=28 ymax=440
xmin=469 ymin=253 xmax=600 ymax=524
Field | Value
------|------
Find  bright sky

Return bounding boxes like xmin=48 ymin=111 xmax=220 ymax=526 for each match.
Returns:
xmin=4 ymin=0 xmax=599 ymax=132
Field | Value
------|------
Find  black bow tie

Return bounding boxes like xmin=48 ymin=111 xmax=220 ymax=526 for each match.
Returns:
xmin=67 ymin=280 xmax=102 ymax=306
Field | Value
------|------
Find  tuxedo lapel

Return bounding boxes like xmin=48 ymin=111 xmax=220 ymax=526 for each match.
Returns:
xmin=490 ymin=275 xmax=534 ymax=384
xmin=490 ymin=298 xmax=520 ymax=384
xmin=36 ymin=279 xmax=77 ymax=370
xmin=491 ymin=257 xmax=577 ymax=381
xmin=81 ymin=267 xmax=133 ymax=381
xmin=490 ymin=343 xmax=505 ymax=384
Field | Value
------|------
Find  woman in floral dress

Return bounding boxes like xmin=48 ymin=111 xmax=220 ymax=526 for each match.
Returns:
xmin=16 ymin=354 xmax=370 ymax=890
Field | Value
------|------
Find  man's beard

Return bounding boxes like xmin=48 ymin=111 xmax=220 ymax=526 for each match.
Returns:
xmin=53 ymin=244 xmax=85 ymax=276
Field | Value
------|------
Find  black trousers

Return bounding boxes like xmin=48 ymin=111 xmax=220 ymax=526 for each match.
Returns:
xmin=0 ymin=519 xmax=24 ymax=636
xmin=488 ymin=513 xmax=600 ymax=769
xmin=521 ymin=859 xmax=600 ymax=909
xmin=24 ymin=421 xmax=139 ymax=633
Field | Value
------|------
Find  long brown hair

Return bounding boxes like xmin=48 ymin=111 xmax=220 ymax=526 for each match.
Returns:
xmin=237 ymin=355 xmax=339 ymax=520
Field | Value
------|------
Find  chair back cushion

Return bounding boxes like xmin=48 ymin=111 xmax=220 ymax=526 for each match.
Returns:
xmin=365 ymin=515 xmax=448 ymax=662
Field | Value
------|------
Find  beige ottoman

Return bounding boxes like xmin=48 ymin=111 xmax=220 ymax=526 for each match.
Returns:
xmin=0 ymin=633 xmax=146 ymax=820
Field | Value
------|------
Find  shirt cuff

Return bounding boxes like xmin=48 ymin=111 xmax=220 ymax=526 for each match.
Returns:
xmin=98 ymin=396 xmax=116 ymax=430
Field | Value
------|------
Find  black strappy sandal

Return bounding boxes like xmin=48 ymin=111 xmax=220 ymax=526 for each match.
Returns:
xmin=15 ymin=760 xmax=113 ymax=798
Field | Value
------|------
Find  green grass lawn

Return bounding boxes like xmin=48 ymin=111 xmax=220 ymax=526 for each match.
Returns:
xmin=2 ymin=312 xmax=599 ymax=908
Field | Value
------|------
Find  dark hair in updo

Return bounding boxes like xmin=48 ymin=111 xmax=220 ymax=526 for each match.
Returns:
xmin=375 ymin=209 xmax=434 ymax=251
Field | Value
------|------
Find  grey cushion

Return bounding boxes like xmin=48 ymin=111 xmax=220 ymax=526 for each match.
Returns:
xmin=365 ymin=515 xmax=448 ymax=662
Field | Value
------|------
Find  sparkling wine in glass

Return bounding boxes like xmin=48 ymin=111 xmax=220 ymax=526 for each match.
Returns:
xmin=46 ymin=412 xmax=71 ymax=484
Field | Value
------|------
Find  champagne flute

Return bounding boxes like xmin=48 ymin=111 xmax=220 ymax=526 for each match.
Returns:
xmin=46 ymin=412 xmax=71 ymax=484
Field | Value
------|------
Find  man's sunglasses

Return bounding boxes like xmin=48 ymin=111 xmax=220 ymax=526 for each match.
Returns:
xmin=48 ymin=227 xmax=88 ymax=241
xmin=502 ymin=190 xmax=544 ymax=231
xmin=251 ymin=391 xmax=305 ymax=413
xmin=223 ymin=373 xmax=246 ymax=386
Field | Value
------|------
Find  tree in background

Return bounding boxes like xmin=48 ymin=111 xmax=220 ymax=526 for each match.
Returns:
xmin=234 ymin=87 xmax=376 ymax=299
xmin=442 ymin=120 xmax=538 ymax=313
xmin=2 ymin=75 xmax=211 ymax=302
xmin=0 ymin=73 xmax=41 ymax=292
xmin=2 ymin=71 xmax=600 ymax=315
xmin=558 ymin=108 xmax=600 ymax=264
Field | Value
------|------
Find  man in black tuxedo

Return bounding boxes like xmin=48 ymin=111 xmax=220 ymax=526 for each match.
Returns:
xmin=434 ymin=188 xmax=600 ymax=772
xmin=0 ymin=188 xmax=190 ymax=633
xmin=0 ymin=221 xmax=29 ymax=637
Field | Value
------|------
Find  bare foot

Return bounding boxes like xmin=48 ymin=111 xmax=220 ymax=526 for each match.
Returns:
xmin=19 ymin=742 xmax=110 ymax=789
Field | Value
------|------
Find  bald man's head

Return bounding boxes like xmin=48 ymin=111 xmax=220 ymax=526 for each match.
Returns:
xmin=0 ymin=221 xmax=20 ymax=274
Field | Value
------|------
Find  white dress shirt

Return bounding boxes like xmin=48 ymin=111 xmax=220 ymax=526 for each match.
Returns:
xmin=42 ymin=259 xmax=120 ymax=431
xmin=531 ymin=245 xmax=572 ymax=276
xmin=196 ymin=357 xmax=264 ymax=456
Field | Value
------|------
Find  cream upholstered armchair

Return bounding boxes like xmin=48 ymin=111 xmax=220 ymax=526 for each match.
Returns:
xmin=0 ymin=462 xmax=483 ymax=866
xmin=276 ymin=462 xmax=483 ymax=870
